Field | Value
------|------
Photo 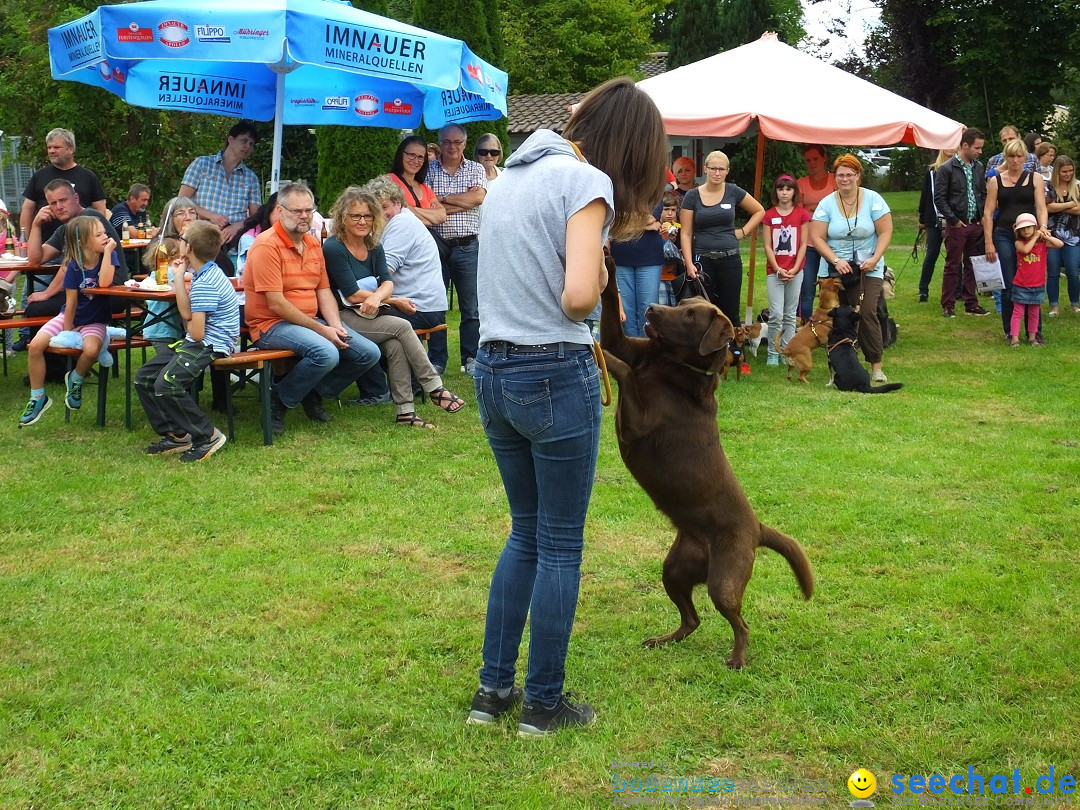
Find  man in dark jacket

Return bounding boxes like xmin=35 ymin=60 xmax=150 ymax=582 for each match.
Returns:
xmin=935 ymin=128 xmax=989 ymax=317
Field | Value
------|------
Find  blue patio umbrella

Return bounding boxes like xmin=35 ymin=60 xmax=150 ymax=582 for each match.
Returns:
xmin=48 ymin=0 xmax=508 ymax=189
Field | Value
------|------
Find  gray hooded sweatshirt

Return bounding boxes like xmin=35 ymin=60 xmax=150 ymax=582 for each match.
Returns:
xmin=477 ymin=129 xmax=614 ymax=347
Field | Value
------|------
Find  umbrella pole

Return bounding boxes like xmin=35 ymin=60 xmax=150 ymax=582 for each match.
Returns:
xmin=270 ymin=69 xmax=285 ymax=194
xmin=745 ymin=128 xmax=765 ymax=326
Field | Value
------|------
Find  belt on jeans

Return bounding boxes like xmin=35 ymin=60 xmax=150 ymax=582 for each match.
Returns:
xmin=482 ymin=341 xmax=592 ymax=354
xmin=700 ymin=248 xmax=740 ymax=260
xmin=444 ymin=235 xmax=477 ymax=247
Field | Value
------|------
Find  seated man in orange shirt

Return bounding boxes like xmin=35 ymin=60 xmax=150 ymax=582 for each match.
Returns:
xmin=244 ymin=183 xmax=380 ymax=434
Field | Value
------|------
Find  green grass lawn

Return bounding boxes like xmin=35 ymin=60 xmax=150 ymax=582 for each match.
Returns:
xmin=2 ymin=191 xmax=1079 ymax=808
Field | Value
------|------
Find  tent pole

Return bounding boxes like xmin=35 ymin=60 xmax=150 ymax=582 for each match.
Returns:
xmin=271 ymin=69 xmax=285 ymax=194
xmin=745 ymin=127 xmax=765 ymax=326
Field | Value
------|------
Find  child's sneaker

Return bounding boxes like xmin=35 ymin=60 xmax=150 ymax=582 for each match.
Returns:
xmin=19 ymin=394 xmax=51 ymax=427
xmin=179 ymin=428 xmax=227 ymax=462
xmin=64 ymin=371 xmax=83 ymax=410
xmin=144 ymin=433 xmax=193 ymax=455
xmin=518 ymin=693 xmax=597 ymax=737
xmin=466 ymin=686 xmax=523 ymax=725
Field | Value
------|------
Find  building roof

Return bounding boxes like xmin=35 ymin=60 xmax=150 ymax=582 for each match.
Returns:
xmin=638 ymin=52 xmax=668 ymax=79
xmin=506 ymin=93 xmax=584 ymax=136
xmin=506 ymin=53 xmax=668 ymax=136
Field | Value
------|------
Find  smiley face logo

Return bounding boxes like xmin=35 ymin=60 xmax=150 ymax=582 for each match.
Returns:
xmin=848 ymin=769 xmax=877 ymax=799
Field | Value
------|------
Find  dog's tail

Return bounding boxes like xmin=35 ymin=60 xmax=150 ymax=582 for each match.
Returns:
xmin=867 ymin=382 xmax=904 ymax=394
xmin=759 ymin=524 xmax=814 ymax=599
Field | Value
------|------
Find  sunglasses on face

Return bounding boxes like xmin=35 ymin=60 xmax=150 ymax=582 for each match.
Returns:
xmin=476 ymin=149 xmax=500 ymax=157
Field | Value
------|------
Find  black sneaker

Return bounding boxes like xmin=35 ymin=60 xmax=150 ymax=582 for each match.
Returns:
xmin=145 ymin=433 xmax=193 ymax=455
xmin=518 ymin=694 xmax=597 ymax=737
xmin=943 ymin=309 xmax=956 ymax=318
xmin=301 ymin=391 xmax=332 ymax=422
xmin=466 ymin=686 xmax=523 ymax=725
xmin=965 ymin=305 xmax=989 ymax=316
xmin=918 ymin=293 xmax=928 ymax=303
xmin=179 ymin=428 xmax=227 ymax=462
xmin=269 ymin=390 xmax=286 ymax=435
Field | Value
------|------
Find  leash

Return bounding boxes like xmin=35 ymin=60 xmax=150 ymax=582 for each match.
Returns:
xmin=592 ymin=340 xmax=612 ymax=406
xmin=889 ymin=228 xmax=924 ymax=285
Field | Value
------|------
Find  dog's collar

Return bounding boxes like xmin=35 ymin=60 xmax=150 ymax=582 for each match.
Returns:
xmin=827 ymin=337 xmax=857 ymax=355
xmin=680 ymin=361 xmax=717 ymax=376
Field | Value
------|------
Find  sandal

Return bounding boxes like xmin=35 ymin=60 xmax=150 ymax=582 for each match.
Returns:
xmin=429 ymin=387 xmax=466 ymax=413
xmin=396 ymin=412 xmax=436 ymax=429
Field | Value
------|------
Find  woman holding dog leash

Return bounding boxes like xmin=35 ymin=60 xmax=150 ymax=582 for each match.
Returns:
xmin=468 ymin=78 xmax=668 ymax=736
xmin=679 ymin=150 xmax=764 ymax=327
xmin=809 ymin=153 xmax=893 ymax=383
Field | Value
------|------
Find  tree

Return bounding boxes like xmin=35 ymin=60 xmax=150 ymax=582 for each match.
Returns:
xmin=864 ymin=0 xmax=1080 ymax=137
xmin=497 ymin=0 xmax=654 ymax=93
xmin=666 ymin=0 xmax=723 ymax=69
xmin=714 ymin=0 xmax=804 ymax=51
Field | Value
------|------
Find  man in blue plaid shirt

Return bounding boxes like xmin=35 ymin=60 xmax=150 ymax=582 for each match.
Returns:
xmin=179 ymin=122 xmax=262 ymax=246
xmin=427 ymin=124 xmax=488 ymax=374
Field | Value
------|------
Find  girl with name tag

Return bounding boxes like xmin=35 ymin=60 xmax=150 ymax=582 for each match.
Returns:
xmin=761 ymin=174 xmax=810 ymax=365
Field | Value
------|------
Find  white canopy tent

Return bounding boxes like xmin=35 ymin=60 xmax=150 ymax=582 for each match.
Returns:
xmin=638 ymin=33 xmax=966 ymax=321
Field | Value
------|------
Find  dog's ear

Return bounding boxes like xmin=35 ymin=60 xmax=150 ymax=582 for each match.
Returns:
xmin=700 ymin=310 xmax=735 ymax=355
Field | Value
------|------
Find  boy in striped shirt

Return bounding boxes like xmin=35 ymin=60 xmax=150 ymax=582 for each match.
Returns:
xmin=135 ymin=221 xmax=239 ymax=462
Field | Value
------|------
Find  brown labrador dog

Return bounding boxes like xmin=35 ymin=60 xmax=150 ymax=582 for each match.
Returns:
xmin=600 ymin=267 xmax=814 ymax=669
xmin=780 ymin=277 xmax=841 ymax=383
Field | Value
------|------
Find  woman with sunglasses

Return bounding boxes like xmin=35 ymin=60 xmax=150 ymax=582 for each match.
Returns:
xmin=474 ymin=134 xmax=504 ymax=183
xmin=387 ymin=135 xmax=446 ymax=228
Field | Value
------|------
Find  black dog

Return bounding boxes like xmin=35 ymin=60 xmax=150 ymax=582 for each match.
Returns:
xmin=826 ymin=305 xmax=903 ymax=394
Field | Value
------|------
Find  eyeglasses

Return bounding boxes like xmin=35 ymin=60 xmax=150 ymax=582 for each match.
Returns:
xmin=178 ymin=236 xmax=189 ymax=244
xmin=403 ymin=151 xmax=426 ymax=161
xmin=347 ymin=213 xmax=375 ymax=223
xmin=705 ymin=165 xmax=727 ymax=172
xmin=476 ymin=149 xmax=500 ymax=157
xmin=281 ymin=206 xmax=314 ymax=216
xmin=440 ymin=139 xmax=465 ymax=147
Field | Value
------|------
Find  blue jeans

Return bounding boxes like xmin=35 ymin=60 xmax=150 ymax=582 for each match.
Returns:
xmin=616 ymin=263 xmax=662 ymax=337
xmin=473 ymin=344 xmax=602 ymax=706
xmin=449 ymin=240 xmax=479 ymax=365
xmin=799 ymin=246 xmax=822 ymax=320
xmin=256 ymin=319 xmax=379 ymax=407
xmin=1047 ymin=243 xmax=1080 ymax=307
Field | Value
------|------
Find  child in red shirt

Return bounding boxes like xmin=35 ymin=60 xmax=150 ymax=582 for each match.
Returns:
xmin=1011 ymin=212 xmax=1062 ymax=346
xmin=762 ymin=174 xmax=811 ymax=364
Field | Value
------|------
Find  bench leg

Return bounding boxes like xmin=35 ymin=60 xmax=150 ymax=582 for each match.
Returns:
xmin=259 ymin=361 xmax=273 ymax=446
xmin=224 ymin=369 xmax=237 ymax=443
xmin=97 ymin=366 xmax=108 ymax=428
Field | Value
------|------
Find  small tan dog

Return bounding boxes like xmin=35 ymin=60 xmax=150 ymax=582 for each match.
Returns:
xmin=780 ymin=278 xmax=841 ymax=383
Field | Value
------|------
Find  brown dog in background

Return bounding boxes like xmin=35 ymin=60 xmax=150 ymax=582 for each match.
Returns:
xmin=600 ymin=262 xmax=814 ymax=669
xmin=781 ymin=277 xmax=841 ymax=383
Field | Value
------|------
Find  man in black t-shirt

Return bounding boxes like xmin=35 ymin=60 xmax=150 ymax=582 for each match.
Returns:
xmin=20 ymin=128 xmax=107 ymax=244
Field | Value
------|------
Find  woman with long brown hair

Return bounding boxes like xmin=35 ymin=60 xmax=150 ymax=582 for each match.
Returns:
xmin=468 ymin=77 xmax=668 ymax=737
